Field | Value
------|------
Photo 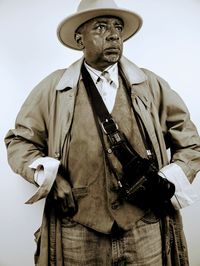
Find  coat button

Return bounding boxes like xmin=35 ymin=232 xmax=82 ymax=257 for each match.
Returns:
xmin=111 ymin=201 xmax=120 ymax=210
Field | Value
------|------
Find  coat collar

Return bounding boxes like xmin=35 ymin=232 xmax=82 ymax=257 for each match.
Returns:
xmin=55 ymin=56 xmax=147 ymax=91
xmin=119 ymin=56 xmax=147 ymax=84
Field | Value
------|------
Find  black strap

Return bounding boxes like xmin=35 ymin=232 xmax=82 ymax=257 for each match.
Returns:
xmin=118 ymin=64 xmax=158 ymax=165
xmin=81 ymin=64 xmax=111 ymax=122
xmin=81 ymin=64 xmax=122 ymax=181
xmin=118 ymin=65 xmax=151 ymax=155
xmin=81 ymin=63 xmax=145 ymax=168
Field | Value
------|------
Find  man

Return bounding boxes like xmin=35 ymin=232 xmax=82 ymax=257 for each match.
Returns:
xmin=5 ymin=0 xmax=200 ymax=265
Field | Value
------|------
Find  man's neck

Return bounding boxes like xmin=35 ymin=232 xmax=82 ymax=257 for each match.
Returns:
xmin=84 ymin=60 xmax=118 ymax=72
xmin=84 ymin=61 xmax=117 ymax=73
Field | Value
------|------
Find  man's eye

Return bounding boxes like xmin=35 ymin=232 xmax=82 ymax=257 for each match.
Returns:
xmin=96 ymin=25 xmax=106 ymax=31
xmin=115 ymin=26 xmax=123 ymax=32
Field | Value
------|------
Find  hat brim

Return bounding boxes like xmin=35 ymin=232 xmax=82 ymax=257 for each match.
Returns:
xmin=57 ymin=8 xmax=142 ymax=50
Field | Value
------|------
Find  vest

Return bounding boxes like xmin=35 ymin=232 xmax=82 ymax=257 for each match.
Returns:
xmin=67 ymin=75 xmax=148 ymax=233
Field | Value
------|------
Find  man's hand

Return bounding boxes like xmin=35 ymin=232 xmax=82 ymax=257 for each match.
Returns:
xmin=53 ymin=173 xmax=76 ymax=214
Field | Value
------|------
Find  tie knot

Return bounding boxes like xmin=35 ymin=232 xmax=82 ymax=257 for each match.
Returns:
xmin=102 ymin=70 xmax=109 ymax=77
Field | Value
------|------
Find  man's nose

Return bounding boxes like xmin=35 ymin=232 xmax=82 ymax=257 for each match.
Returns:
xmin=106 ymin=27 xmax=120 ymax=41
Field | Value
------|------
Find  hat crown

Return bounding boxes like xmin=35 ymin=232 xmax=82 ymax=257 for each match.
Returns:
xmin=77 ymin=0 xmax=118 ymax=12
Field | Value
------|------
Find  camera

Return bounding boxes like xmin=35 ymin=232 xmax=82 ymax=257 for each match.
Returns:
xmin=117 ymin=156 xmax=175 ymax=209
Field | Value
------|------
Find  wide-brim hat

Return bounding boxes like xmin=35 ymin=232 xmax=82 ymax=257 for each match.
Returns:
xmin=57 ymin=0 xmax=143 ymax=50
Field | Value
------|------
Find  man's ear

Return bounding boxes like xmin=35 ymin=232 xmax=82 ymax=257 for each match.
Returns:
xmin=74 ymin=33 xmax=85 ymax=49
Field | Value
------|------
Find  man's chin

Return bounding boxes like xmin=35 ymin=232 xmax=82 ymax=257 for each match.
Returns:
xmin=104 ymin=54 xmax=121 ymax=63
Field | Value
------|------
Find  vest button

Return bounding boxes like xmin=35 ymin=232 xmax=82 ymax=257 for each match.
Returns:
xmin=54 ymin=152 xmax=60 ymax=159
xmin=111 ymin=201 xmax=120 ymax=210
xmin=107 ymin=148 xmax=112 ymax=154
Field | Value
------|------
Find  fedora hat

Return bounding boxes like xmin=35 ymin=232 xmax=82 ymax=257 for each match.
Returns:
xmin=57 ymin=0 xmax=142 ymax=50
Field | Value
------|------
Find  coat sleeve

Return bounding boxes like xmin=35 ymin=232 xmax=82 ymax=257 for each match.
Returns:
xmin=4 ymin=70 xmax=64 ymax=184
xmin=145 ymin=69 xmax=200 ymax=182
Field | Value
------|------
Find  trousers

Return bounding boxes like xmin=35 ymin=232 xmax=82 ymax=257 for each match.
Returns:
xmin=61 ymin=212 xmax=163 ymax=266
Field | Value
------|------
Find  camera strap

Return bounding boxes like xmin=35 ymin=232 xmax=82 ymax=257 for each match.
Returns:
xmin=81 ymin=64 xmax=151 ymax=183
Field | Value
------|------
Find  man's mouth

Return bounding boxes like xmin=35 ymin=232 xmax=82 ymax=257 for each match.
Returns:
xmin=104 ymin=47 xmax=120 ymax=54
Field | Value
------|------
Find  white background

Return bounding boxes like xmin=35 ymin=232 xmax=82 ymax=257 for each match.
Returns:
xmin=1 ymin=0 xmax=200 ymax=265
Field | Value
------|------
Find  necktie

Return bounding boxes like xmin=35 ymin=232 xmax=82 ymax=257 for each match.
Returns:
xmin=102 ymin=71 xmax=114 ymax=85
xmin=97 ymin=71 xmax=116 ymax=89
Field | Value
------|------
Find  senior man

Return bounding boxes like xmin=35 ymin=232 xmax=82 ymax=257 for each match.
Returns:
xmin=5 ymin=0 xmax=200 ymax=265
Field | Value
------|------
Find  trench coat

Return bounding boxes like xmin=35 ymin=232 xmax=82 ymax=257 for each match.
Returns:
xmin=5 ymin=56 xmax=200 ymax=265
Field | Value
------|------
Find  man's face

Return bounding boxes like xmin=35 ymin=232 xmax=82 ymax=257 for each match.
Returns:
xmin=77 ymin=16 xmax=124 ymax=71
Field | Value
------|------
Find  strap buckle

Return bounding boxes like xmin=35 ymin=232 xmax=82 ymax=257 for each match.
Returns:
xmin=101 ymin=119 xmax=118 ymax=135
